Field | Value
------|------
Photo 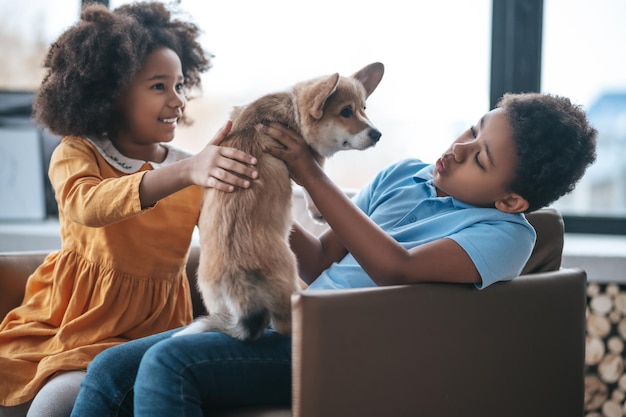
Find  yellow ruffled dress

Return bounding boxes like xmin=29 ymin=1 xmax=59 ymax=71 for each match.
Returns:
xmin=0 ymin=136 xmax=202 ymax=406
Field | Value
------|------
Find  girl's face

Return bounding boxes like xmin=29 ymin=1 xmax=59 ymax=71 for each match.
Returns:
xmin=114 ymin=47 xmax=185 ymax=161
xmin=434 ymin=108 xmax=528 ymax=213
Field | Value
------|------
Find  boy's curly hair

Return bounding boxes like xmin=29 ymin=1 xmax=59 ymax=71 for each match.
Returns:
xmin=499 ymin=93 xmax=597 ymax=212
xmin=33 ymin=1 xmax=212 ymax=138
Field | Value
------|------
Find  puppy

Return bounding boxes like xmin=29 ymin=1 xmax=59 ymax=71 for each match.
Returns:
xmin=175 ymin=62 xmax=385 ymax=341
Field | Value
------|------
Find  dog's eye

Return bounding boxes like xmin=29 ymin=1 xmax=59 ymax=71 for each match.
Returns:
xmin=340 ymin=107 xmax=353 ymax=118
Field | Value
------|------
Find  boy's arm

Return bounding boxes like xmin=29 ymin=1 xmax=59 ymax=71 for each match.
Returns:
xmin=260 ymin=123 xmax=481 ymax=286
xmin=301 ymin=173 xmax=480 ymax=285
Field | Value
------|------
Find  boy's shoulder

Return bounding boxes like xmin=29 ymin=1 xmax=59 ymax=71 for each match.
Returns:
xmin=388 ymin=157 xmax=430 ymax=170
xmin=375 ymin=158 xmax=432 ymax=183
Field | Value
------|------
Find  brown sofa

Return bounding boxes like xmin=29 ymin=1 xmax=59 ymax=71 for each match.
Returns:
xmin=0 ymin=207 xmax=586 ymax=417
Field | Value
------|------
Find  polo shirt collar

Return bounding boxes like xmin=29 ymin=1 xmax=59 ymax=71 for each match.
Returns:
xmin=87 ymin=137 xmax=192 ymax=173
xmin=413 ymin=164 xmax=434 ymax=184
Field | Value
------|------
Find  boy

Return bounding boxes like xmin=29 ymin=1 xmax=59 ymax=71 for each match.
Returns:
xmin=72 ymin=92 xmax=597 ymax=416
xmin=261 ymin=92 xmax=597 ymax=290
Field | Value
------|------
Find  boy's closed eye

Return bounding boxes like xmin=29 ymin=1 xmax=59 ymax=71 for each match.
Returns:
xmin=468 ymin=126 xmax=486 ymax=170
xmin=475 ymin=152 xmax=485 ymax=170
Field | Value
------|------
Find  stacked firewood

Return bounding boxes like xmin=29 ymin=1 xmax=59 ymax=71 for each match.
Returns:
xmin=585 ymin=282 xmax=626 ymax=417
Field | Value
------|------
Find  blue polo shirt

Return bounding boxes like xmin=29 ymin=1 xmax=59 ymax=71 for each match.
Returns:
xmin=308 ymin=158 xmax=536 ymax=290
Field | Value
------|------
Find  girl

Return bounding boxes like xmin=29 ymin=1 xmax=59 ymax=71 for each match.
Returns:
xmin=0 ymin=3 xmax=257 ymax=417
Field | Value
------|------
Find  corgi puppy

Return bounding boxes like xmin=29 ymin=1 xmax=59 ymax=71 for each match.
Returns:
xmin=175 ymin=62 xmax=384 ymax=341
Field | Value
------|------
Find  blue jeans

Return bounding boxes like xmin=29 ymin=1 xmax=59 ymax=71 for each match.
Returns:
xmin=70 ymin=328 xmax=291 ymax=417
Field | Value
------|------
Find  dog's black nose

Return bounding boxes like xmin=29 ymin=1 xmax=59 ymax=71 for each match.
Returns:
xmin=369 ymin=129 xmax=382 ymax=143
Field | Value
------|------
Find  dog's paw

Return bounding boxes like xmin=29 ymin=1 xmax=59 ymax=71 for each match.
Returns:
xmin=172 ymin=320 xmax=208 ymax=337
xmin=308 ymin=206 xmax=327 ymax=224
xmin=305 ymin=194 xmax=327 ymax=224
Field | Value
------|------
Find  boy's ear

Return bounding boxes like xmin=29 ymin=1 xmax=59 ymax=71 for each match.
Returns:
xmin=495 ymin=193 xmax=529 ymax=213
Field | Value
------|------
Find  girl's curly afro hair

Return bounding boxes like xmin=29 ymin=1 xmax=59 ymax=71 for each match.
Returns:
xmin=33 ymin=1 xmax=212 ymax=139
xmin=499 ymin=93 xmax=597 ymax=212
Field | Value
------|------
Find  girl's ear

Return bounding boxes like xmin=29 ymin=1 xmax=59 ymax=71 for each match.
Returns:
xmin=495 ymin=193 xmax=529 ymax=213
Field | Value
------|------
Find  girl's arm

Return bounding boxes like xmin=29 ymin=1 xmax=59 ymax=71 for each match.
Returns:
xmin=260 ymin=123 xmax=480 ymax=286
xmin=139 ymin=121 xmax=258 ymax=208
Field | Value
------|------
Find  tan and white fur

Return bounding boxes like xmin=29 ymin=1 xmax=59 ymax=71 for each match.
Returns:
xmin=174 ymin=62 xmax=384 ymax=341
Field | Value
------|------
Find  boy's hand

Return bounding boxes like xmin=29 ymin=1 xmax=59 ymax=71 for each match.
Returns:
xmin=192 ymin=120 xmax=258 ymax=192
xmin=257 ymin=122 xmax=323 ymax=187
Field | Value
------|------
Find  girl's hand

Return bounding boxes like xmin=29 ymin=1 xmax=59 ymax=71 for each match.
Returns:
xmin=191 ymin=120 xmax=258 ymax=192
xmin=257 ymin=122 xmax=323 ymax=187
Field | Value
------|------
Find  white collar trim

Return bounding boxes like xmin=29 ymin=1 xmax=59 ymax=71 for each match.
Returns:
xmin=87 ymin=137 xmax=192 ymax=173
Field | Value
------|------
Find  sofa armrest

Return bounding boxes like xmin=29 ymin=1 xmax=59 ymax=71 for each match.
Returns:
xmin=0 ymin=251 xmax=49 ymax=319
xmin=291 ymin=268 xmax=586 ymax=417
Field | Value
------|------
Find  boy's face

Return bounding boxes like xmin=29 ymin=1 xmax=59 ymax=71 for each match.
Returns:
xmin=434 ymin=108 xmax=528 ymax=213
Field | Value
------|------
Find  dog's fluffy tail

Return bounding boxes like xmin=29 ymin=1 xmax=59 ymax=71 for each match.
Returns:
xmin=173 ymin=310 xmax=271 ymax=341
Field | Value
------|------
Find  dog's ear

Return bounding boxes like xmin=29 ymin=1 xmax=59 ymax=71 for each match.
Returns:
xmin=305 ymin=73 xmax=340 ymax=120
xmin=229 ymin=105 xmax=244 ymax=121
xmin=352 ymin=62 xmax=385 ymax=98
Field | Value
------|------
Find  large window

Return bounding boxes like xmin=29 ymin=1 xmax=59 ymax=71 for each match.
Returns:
xmin=543 ymin=0 xmax=626 ymax=218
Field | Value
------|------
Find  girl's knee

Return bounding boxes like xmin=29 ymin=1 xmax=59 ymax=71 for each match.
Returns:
xmin=27 ymin=371 xmax=85 ymax=417
xmin=86 ymin=335 xmax=164 ymax=381
xmin=81 ymin=345 xmax=143 ymax=395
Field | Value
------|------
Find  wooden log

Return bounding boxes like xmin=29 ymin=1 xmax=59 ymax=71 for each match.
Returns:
xmin=601 ymin=400 xmax=622 ymax=417
xmin=590 ymin=294 xmax=613 ymax=315
xmin=618 ymin=318 xmax=626 ymax=340
xmin=587 ymin=282 xmax=601 ymax=297
xmin=588 ymin=314 xmax=611 ymax=338
xmin=614 ymin=293 xmax=626 ymax=315
xmin=586 ymin=336 xmax=606 ymax=366
xmin=585 ymin=375 xmax=608 ymax=411
xmin=606 ymin=283 xmax=620 ymax=296
xmin=608 ymin=309 xmax=622 ymax=324
xmin=610 ymin=389 xmax=624 ymax=402
xmin=598 ymin=353 xmax=624 ymax=384
xmin=618 ymin=374 xmax=626 ymax=392
xmin=607 ymin=336 xmax=624 ymax=355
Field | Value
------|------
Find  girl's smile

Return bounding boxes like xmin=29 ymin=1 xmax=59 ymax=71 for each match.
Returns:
xmin=159 ymin=117 xmax=180 ymax=125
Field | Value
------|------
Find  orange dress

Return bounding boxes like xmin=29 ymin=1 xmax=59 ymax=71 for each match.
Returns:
xmin=0 ymin=136 xmax=202 ymax=406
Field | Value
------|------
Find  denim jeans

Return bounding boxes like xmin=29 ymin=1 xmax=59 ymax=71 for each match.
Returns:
xmin=70 ymin=328 xmax=291 ymax=417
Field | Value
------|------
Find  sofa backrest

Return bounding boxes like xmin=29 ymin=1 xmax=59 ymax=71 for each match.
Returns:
xmin=0 ymin=199 xmax=565 ymax=320
xmin=521 ymin=207 xmax=564 ymax=274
